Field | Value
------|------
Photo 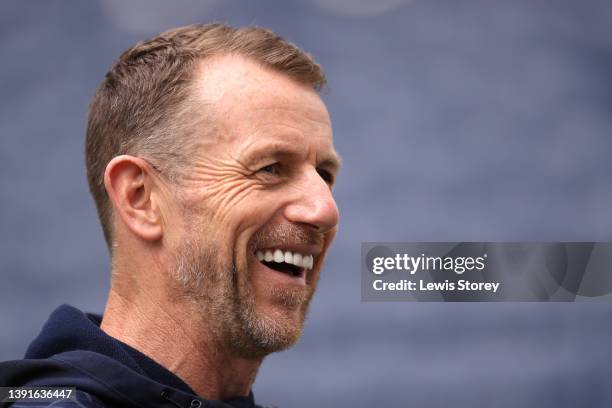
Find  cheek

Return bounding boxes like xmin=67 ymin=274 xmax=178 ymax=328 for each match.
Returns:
xmin=217 ymin=195 xmax=285 ymax=277
xmin=181 ymin=179 xmax=297 ymax=272
xmin=188 ymin=178 xmax=270 ymax=224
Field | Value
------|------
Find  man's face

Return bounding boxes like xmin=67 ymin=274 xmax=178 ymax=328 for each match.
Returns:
xmin=168 ymin=56 xmax=340 ymax=358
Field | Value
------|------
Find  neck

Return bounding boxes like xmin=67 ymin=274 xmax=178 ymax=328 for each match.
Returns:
xmin=100 ymin=286 xmax=263 ymax=400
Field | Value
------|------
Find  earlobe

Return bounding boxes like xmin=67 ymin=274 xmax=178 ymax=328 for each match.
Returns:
xmin=104 ymin=155 xmax=163 ymax=242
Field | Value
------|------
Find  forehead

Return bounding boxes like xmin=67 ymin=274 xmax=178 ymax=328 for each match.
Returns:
xmin=189 ymin=55 xmax=337 ymax=159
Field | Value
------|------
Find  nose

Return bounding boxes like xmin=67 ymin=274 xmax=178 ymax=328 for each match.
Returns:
xmin=284 ymin=169 xmax=339 ymax=233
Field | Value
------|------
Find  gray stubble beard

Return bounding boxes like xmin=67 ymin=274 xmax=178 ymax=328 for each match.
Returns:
xmin=170 ymin=225 xmax=314 ymax=360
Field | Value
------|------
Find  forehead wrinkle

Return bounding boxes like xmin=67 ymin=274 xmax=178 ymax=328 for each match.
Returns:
xmin=247 ymin=99 xmax=331 ymax=130
xmin=223 ymin=104 xmax=331 ymax=144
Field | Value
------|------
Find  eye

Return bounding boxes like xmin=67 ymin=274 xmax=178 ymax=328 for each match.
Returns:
xmin=258 ymin=163 xmax=281 ymax=175
xmin=317 ymin=168 xmax=334 ymax=184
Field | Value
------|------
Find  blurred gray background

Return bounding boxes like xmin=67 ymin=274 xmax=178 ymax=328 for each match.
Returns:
xmin=2 ymin=1 xmax=612 ymax=407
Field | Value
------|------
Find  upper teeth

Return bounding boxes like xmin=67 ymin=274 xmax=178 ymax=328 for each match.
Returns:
xmin=256 ymin=249 xmax=314 ymax=270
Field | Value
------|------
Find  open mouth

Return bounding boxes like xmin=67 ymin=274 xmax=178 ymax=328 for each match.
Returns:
xmin=256 ymin=249 xmax=314 ymax=278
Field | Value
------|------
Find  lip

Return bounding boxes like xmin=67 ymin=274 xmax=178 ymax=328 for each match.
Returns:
xmin=255 ymin=258 xmax=308 ymax=286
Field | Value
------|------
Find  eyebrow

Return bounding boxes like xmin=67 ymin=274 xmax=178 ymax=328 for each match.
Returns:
xmin=245 ymin=143 xmax=342 ymax=172
xmin=320 ymin=152 xmax=342 ymax=172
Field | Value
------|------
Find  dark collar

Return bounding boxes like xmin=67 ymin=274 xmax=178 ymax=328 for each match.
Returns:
xmin=24 ymin=304 xmax=260 ymax=408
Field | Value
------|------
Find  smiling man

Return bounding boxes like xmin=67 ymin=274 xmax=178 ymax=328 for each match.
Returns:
xmin=0 ymin=24 xmax=339 ymax=408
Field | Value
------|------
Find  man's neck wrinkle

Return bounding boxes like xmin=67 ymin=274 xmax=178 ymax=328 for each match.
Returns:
xmin=100 ymin=285 xmax=262 ymax=401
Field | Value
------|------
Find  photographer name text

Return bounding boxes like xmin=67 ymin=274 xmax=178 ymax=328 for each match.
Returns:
xmin=370 ymin=253 xmax=500 ymax=293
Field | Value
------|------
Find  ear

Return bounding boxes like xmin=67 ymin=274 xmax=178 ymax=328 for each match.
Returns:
xmin=104 ymin=155 xmax=164 ymax=242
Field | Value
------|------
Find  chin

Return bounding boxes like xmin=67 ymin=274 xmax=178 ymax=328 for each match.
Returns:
xmin=230 ymin=313 xmax=305 ymax=359
xmin=229 ymin=290 xmax=312 ymax=359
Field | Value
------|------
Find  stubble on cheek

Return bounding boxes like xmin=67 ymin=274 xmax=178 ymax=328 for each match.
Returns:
xmin=168 ymin=204 xmax=324 ymax=357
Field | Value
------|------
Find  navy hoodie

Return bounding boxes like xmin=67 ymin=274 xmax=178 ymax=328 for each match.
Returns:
xmin=0 ymin=305 xmax=266 ymax=408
